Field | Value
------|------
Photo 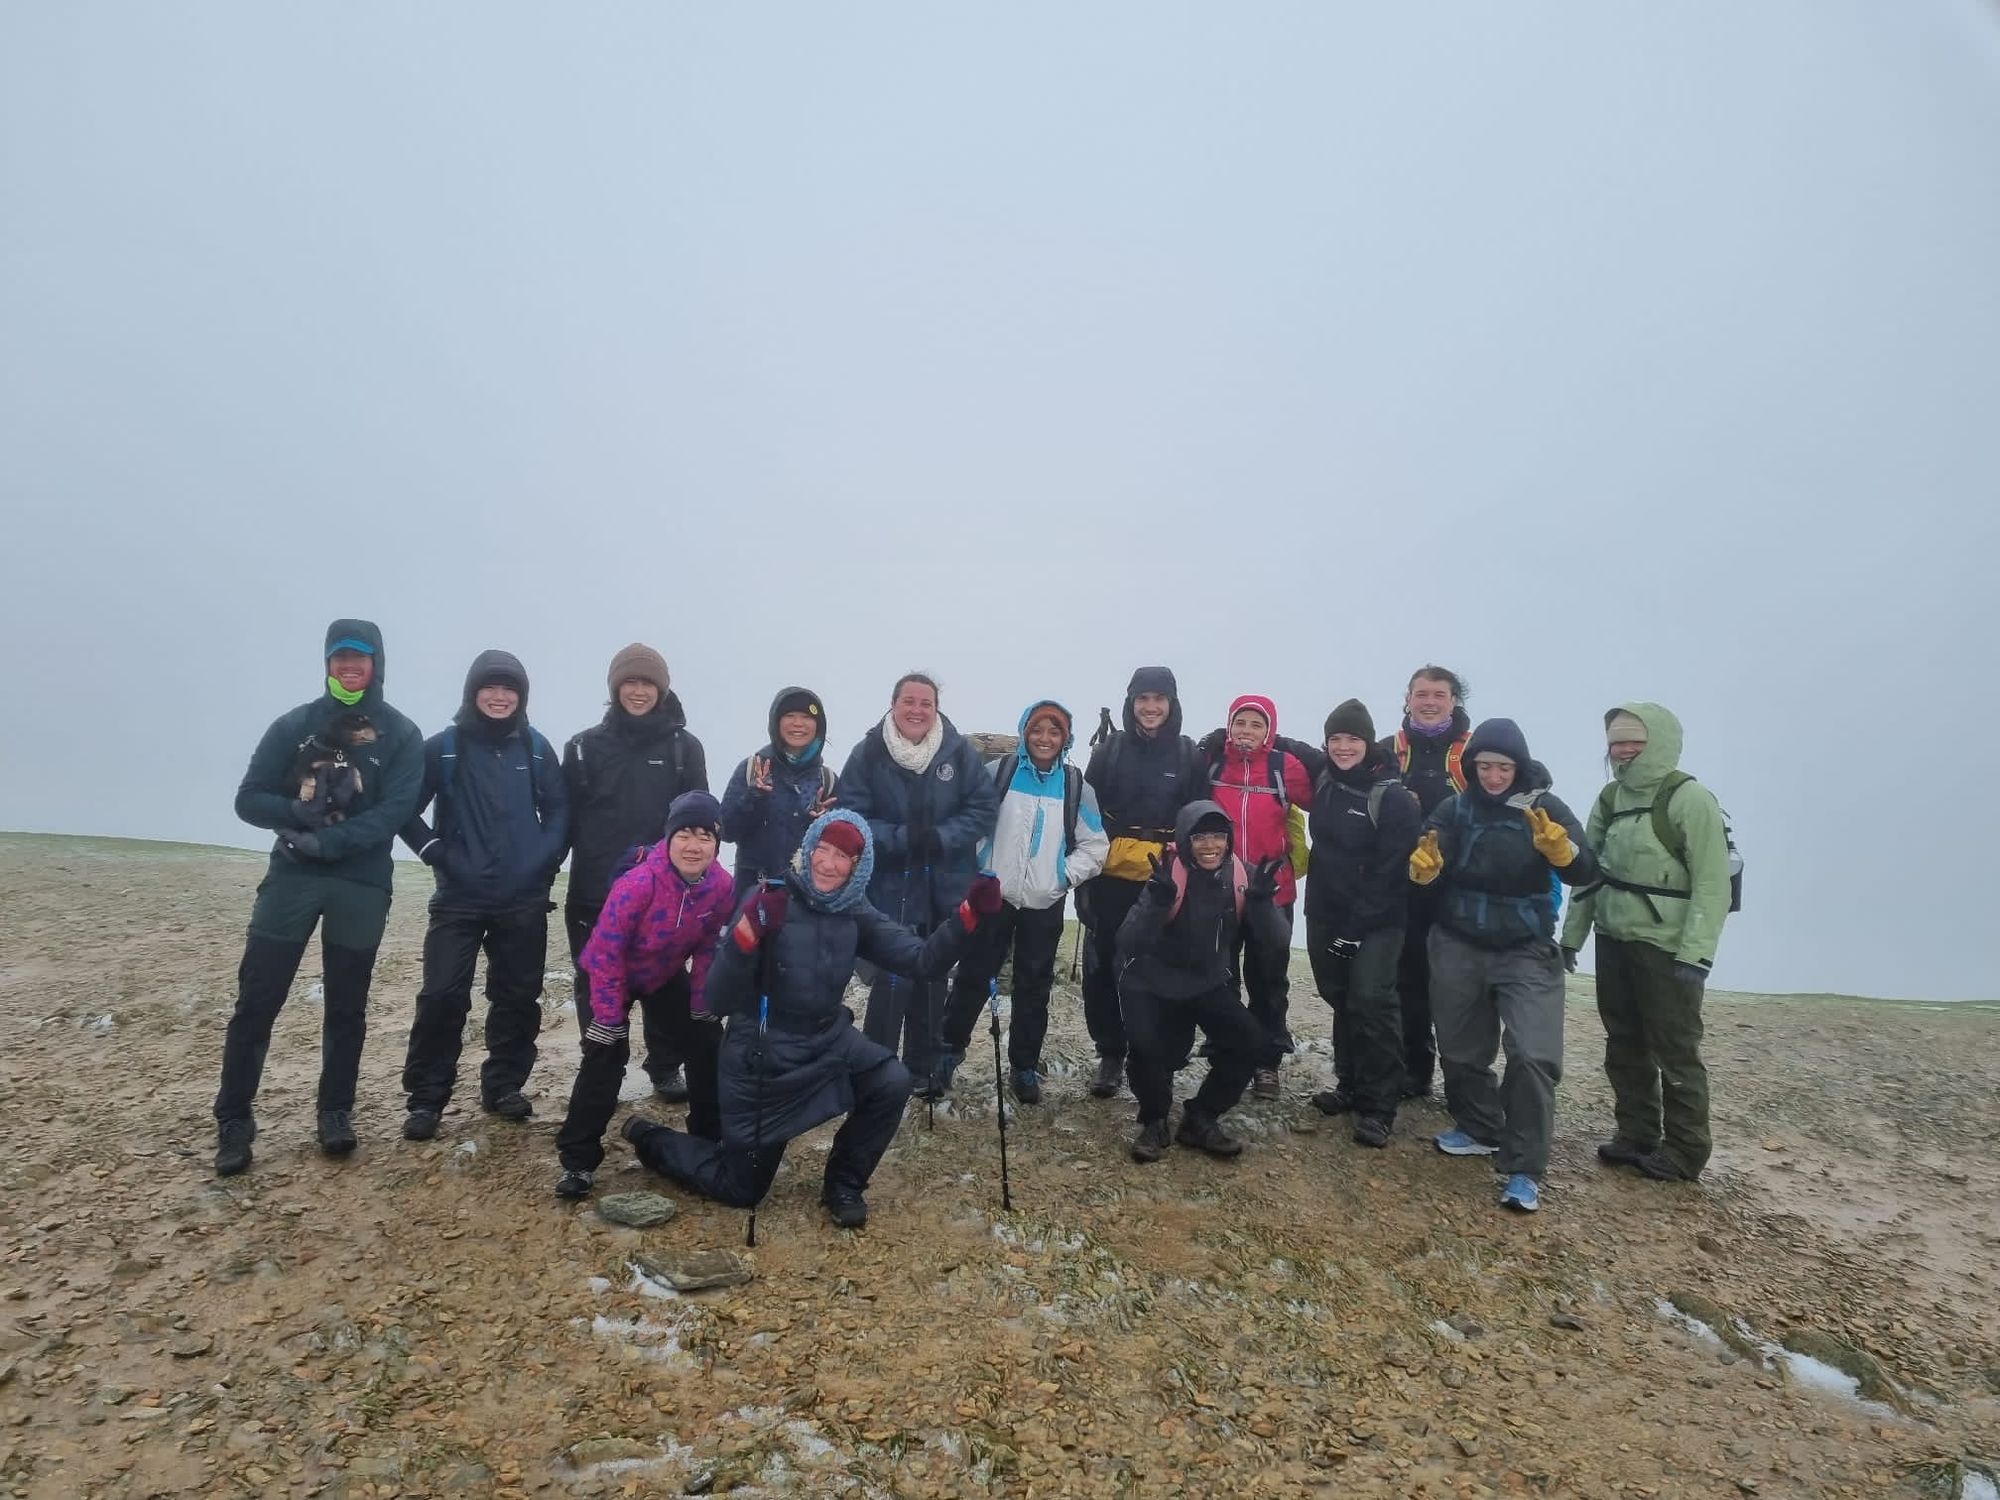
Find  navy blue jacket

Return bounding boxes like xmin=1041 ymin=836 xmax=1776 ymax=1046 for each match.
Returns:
xmin=835 ymin=716 xmax=998 ymax=929
xmin=400 ymin=651 xmax=570 ymax=912
xmin=1423 ymin=718 xmax=1597 ymax=950
xmin=719 ymin=686 xmax=838 ymax=889
xmin=704 ymin=882 xmax=967 ymax=1150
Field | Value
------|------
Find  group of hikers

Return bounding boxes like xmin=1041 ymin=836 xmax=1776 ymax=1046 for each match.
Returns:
xmin=211 ymin=620 xmax=1737 ymax=1225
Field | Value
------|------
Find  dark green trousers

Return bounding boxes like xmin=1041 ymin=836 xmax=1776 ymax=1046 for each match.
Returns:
xmin=1594 ymin=934 xmax=1710 ymax=1176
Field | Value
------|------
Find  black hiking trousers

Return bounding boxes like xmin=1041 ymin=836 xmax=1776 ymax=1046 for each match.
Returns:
xmin=940 ymin=900 xmax=1065 ymax=1070
xmin=1121 ymin=977 xmax=1262 ymax=1127
xmin=557 ymin=979 xmax=722 ymax=1172
xmin=402 ymin=903 xmax=548 ymax=1111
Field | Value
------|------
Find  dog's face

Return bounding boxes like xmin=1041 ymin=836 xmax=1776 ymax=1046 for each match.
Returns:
xmin=336 ymin=713 xmax=379 ymax=748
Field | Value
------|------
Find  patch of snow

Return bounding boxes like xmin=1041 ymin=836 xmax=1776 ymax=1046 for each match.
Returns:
xmin=585 ymin=1276 xmax=612 ymax=1294
xmin=542 ymin=970 xmax=572 ymax=987
xmin=454 ymin=1139 xmax=478 ymax=1155
xmin=1961 ymin=1471 xmax=1999 ymax=1500
xmin=1430 ymin=1320 xmax=1465 ymax=1342
xmin=784 ymin=1419 xmax=836 ymax=1460
xmin=728 ymin=1404 xmax=787 ymax=1423
xmin=1655 ymin=1298 xmax=1724 ymax=1349
xmin=1772 ymin=1349 xmax=1861 ymax=1401
xmin=628 ymin=1265 xmax=682 ymax=1301
xmin=90 ymin=1014 xmax=115 ymax=1031
xmin=306 ymin=984 xmax=324 ymax=1002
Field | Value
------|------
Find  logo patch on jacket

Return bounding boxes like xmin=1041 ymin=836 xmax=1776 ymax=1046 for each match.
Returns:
xmin=937 ymin=763 xmax=955 ymax=782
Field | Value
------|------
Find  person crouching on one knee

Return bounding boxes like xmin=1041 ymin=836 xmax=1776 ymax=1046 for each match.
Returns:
xmin=1117 ymin=801 xmax=1287 ymax=1164
xmin=621 ymin=810 xmax=1003 ymax=1230
xmin=553 ymin=791 xmax=736 ymax=1200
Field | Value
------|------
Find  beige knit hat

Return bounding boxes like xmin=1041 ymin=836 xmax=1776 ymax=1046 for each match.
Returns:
xmin=1605 ymin=709 xmax=1649 ymax=744
xmin=608 ymin=643 xmax=670 ymax=698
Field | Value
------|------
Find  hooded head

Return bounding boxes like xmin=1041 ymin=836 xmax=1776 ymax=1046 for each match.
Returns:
xmin=457 ymin=649 xmax=529 ymax=734
xmin=1463 ymin=718 xmax=1533 ymax=803
xmin=1226 ymin=694 xmax=1277 ymax=756
xmin=1017 ymin=699 xmax=1074 ymax=771
xmin=1605 ymin=702 xmax=1683 ymax=792
xmin=769 ymin=686 xmax=827 ymax=765
xmin=1123 ymin=666 xmax=1183 ymax=739
xmin=322 ymin=619 xmax=385 ymax=711
xmin=791 ymin=809 xmax=876 ymax=913
xmin=1172 ymin=799 xmax=1236 ymax=868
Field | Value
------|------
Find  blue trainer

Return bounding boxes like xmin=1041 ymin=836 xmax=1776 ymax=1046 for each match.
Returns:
xmin=1500 ymin=1174 xmax=1541 ymax=1213
xmin=1434 ymin=1129 xmax=1500 ymax=1157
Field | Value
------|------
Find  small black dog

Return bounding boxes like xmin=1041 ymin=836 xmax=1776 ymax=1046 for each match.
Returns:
xmin=290 ymin=713 xmax=377 ymax=826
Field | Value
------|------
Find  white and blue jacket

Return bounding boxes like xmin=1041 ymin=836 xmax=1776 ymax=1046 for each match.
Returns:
xmin=977 ymin=703 xmax=1110 ymax=911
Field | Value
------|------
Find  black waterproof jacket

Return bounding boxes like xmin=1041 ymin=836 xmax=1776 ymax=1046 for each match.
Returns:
xmin=561 ymin=692 xmax=708 ymax=910
xmin=233 ymin=618 xmax=425 ymax=893
xmin=1116 ymin=801 xmax=1288 ymax=999
xmin=1288 ymin=743 xmax=1424 ymax=936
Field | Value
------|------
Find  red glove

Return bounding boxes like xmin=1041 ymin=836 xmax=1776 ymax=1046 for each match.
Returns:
xmin=957 ymin=872 xmax=1004 ymax=931
xmin=732 ymin=885 xmax=789 ymax=953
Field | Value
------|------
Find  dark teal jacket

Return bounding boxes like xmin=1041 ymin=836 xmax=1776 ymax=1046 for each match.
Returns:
xmin=233 ymin=618 xmax=425 ymax=892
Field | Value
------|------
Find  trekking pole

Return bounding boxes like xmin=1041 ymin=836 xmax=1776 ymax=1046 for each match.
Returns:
xmin=746 ymin=895 xmax=777 ymax=1249
xmin=988 ymin=977 xmax=1013 ymax=1210
xmin=747 ymin=992 xmax=768 ymax=1248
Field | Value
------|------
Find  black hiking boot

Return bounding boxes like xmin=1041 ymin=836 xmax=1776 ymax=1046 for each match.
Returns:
xmin=620 ymin=1115 xmax=660 ymax=1148
xmin=1596 ymin=1137 xmax=1649 ymax=1169
xmin=1129 ymin=1119 xmax=1173 ymax=1163
xmin=652 ymin=1066 xmax=690 ymax=1104
xmin=483 ymin=1091 xmax=533 ymax=1121
xmin=1353 ymin=1116 xmax=1394 ymax=1150
xmin=315 ymin=1109 xmax=357 ymax=1157
xmin=1175 ymin=1109 xmax=1244 ymax=1158
xmin=403 ymin=1108 xmax=442 ymax=1141
xmin=1310 ymin=1088 xmax=1356 ymax=1117
xmin=1634 ymin=1150 xmax=1696 ymax=1182
xmin=822 ymin=1186 xmax=869 ymax=1229
xmin=1010 ymin=1069 xmax=1043 ymax=1105
xmin=214 ymin=1117 xmax=256 ymax=1177
xmin=1089 ymin=1055 xmax=1125 ymax=1099
xmin=554 ymin=1168 xmax=595 ymax=1200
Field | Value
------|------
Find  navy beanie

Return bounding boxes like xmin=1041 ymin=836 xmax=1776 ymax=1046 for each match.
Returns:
xmin=663 ymin=790 xmax=723 ymax=842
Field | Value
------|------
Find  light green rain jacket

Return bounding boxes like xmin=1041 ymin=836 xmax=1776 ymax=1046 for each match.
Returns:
xmin=1560 ymin=702 xmax=1732 ymax=968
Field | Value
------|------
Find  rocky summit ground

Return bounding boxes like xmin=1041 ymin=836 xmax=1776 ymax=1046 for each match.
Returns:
xmin=2 ymin=833 xmax=1997 ymax=1500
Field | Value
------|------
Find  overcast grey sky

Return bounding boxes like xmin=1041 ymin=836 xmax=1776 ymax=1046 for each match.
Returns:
xmin=4 ymin=4 xmax=1997 ymax=999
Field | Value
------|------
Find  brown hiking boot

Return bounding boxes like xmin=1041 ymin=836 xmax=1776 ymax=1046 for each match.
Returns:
xmin=1129 ymin=1119 xmax=1173 ymax=1163
xmin=1251 ymin=1068 xmax=1281 ymax=1101
xmin=1175 ymin=1110 xmax=1244 ymax=1158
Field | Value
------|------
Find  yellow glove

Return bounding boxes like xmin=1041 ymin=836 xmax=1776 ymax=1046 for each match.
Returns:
xmin=1527 ymin=806 xmax=1574 ymax=868
xmin=1409 ymin=829 xmax=1444 ymax=886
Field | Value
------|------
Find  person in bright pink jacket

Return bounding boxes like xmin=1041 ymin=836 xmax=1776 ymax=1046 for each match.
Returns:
xmin=1202 ymin=695 xmax=1312 ymax=1099
xmin=554 ymin=791 xmax=735 ymax=1199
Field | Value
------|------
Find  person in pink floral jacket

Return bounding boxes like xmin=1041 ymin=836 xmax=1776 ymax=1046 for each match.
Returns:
xmin=554 ymin=791 xmax=734 ymax=1199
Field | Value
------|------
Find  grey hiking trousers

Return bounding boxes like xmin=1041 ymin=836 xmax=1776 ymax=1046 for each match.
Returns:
xmin=1428 ymin=926 xmax=1565 ymax=1178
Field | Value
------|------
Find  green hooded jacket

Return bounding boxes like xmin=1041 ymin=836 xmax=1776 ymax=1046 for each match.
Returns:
xmin=233 ymin=619 xmax=426 ymax=892
xmin=1559 ymin=702 xmax=1731 ymax=968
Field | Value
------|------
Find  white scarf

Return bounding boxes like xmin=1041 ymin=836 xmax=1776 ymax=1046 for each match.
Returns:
xmin=882 ymin=712 xmax=944 ymax=776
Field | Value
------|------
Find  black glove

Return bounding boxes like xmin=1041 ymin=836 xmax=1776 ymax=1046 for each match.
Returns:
xmin=1146 ymin=852 xmax=1178 ymax=898
xmin=1245 ymin=857 xmax=1284 ymax=902
xmin=1326 ymin=935 xmax=1361 ymax=961
xmin=1673 ymin=961 xmax=1710 ymax=993
xmin=1197 ymin=727 xmax=1227 ymax=758
xmin=276 ymin=828 xmax=323 ymax=860
xmin=1561 ymin=947 xmax=1579 ymax=974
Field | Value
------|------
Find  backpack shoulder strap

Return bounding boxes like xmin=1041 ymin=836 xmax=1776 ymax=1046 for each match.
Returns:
xmin=1394 ymin=729 xmax=1412 ymax=775
xmin=819 ymin=760 xmax=838 ymax=798
xmin=440 ymin=725 xmax=459 ymax=801
xmin=1230 ymin=855 xmax=1248 ymax=919
xmin=1446 ymin=733 xmax=1468 ymax=793
xmin=990 ymin=755 xmax=1013 ymax=793
xmin=1367 ymin=782 xmax=1386 ymax=827
xmin=526 ymin=727 xmax=551 ymax=813
xmin=1166 ymin=852 xmax=1186 ymax=922
xmin=1063 ymin=764 xmax=1083 ymax=851
xmin=1651 ymin=771 xmax=1695 ymax=866
xmin=1267 ymin=749 xmax=1289 ymax=810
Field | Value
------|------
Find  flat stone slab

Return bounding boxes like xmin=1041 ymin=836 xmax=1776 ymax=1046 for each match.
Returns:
xmin=633 ymin=1249 xmax=754 ymax=1292
xmin=595 ymin=1192 xmax=677 ymax=1228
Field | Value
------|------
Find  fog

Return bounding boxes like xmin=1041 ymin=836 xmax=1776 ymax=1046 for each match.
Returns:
xmin=4 ymin=4 xmax=1997 ymax=998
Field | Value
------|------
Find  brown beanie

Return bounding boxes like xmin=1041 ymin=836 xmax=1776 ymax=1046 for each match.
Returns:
xmin=1323 ymin=698 xmax=1376 ymax=744
xmin=607 ymin=643 xmax=670 ymax=699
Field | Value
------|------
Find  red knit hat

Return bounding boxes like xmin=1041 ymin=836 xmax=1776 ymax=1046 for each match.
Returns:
xmin=817 ymin=820 xmax=866 ymax=860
